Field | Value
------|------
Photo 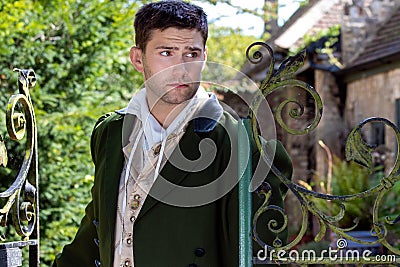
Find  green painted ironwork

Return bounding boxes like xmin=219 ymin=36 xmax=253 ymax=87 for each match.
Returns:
xmin=238 ymin=119 xmax=253 ymax=267
xmin=245 ymin=42 xmax=400 ymax=265
xmin=0 ymin=69 xmax=39 ymax=266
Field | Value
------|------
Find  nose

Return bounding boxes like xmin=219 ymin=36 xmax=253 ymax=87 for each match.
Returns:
xmin=171 ymin=60 xmax=189 ymax=77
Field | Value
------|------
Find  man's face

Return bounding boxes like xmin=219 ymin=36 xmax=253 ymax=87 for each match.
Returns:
xmin=130 ymin=27 xmax=207 ymax=107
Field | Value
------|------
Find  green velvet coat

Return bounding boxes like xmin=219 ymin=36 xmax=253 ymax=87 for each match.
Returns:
xmin=53 ymin=111 xmax=292 ymax=267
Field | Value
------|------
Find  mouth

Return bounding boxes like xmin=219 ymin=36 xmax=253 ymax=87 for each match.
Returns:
xmin=168 ymin=83 xmax=189 ymax=89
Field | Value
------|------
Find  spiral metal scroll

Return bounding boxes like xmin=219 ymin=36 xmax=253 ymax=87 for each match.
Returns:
xmin=247 ymin=42 xmax=323 ymax=158
xmin=247 ymin=42 xmax=400 ymax=260
xmin=0 ymin=68 xmax=38 ymax=240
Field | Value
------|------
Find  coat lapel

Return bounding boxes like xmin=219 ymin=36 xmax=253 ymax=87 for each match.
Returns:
xmin=136 ymin=122 xmax=209 ymax=220
xmin=100 ymin=116 xmax=218 ymax=226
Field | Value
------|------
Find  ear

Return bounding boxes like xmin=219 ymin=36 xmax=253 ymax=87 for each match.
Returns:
xmin=130 ymin=46 xmax=144 ymax=73
xmin=201 ymin=46 xmax=208 ymax=71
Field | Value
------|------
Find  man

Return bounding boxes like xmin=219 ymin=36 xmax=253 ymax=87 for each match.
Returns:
xmin=53 ymin=1 xmax=292 ymax=266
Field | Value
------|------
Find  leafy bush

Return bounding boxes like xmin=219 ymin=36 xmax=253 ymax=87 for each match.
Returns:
xmin=312 ymin=156 xmax=377 ymax=229
xmin=0 ymin=1 xmax=258 ymax=266
xmin=1 ymin=0 xmax=141 ymax=265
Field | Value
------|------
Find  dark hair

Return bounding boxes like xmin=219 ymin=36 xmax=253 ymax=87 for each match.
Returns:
xmin=134 ymin=0 xmax=208 ymax=51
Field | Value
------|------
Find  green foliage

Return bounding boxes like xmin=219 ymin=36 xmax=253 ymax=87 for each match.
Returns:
xmin=313 ymin=156 xmax=378 ymax=229
xmin=207 ymin=25 xmax=260 ymax=68
xmin=380 ymin=181 xmax=400 ymax=219
xmin=312 ymin=156 xmax=400 ymax=248
xmin=378 ymin=180 xmax=400 ymax=248
xmin=289 ymin=25 xmax=341 ymax=55
xmin=0 ymin=0 xmax=262 ymax=266
xmin=1 ymin=0 xmax=141 ymax=265
xmin=206 ymin=25 xmax=261 ymax=81
xmin=330 ymin=157 xmax=374 ymax=228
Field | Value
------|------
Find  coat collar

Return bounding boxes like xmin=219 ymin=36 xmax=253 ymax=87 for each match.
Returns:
xmin=115 ymin=90 xmax=223 ymax=134
xmin=116 ymin=108 xmax=219 ymax=133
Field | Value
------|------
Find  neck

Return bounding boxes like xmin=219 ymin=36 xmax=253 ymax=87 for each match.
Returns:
xmin=147 ymin=99 xmax=188 ymax=129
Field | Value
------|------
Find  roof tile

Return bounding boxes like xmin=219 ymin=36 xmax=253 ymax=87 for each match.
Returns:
xmin=348 ymin=5 xmax=400 ymax=67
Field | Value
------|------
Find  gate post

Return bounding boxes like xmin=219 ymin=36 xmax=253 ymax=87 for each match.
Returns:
xmin=238 ymin=118 xmax=253 ymax=267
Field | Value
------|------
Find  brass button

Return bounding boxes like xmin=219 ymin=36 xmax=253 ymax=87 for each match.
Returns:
xmin=130 ymin=215 xmax=136 ymax=222
xmin=126 ymin=232 xmax=132 ymax=240
xmin=123 ymin=259 xmax=131 ymax=267
xmin=154 ymin=144 xmax=161 ymax=156
xmin=133 ymin=194 xmax=141 ymax=200
xmin=131 ymin=199 xmax=140 ymax=210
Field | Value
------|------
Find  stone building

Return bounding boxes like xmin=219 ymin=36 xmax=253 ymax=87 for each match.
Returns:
xmin=219 ymin=0 xmax=400 ymax=238
xmin=236 ymin=0 xmax=400 ymax=183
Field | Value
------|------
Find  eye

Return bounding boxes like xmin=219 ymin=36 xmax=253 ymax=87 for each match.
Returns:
xmin=160 ymin=51 xmax=171 ymax=56
xmin=186 ymin=52 xmax=199 ymax=58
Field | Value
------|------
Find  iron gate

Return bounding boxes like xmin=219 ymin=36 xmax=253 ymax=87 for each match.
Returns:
xmin=239 ymin=42 xmax=400 ymax=266
xmin=0 ymin=69 xmax=39 ymax=266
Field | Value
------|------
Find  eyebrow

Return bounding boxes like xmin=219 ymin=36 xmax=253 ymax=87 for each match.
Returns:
xmin=155 ymin=45 xmax=203 ymax=51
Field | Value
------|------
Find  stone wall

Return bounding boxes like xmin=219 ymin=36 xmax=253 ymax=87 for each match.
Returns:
xmin=345 ymin=68 xmax=400 ymax=173
xmin=341 ymin=0 xmax=398 ymax=64
xmin=315 ymin=70 xmax=346 ymax=179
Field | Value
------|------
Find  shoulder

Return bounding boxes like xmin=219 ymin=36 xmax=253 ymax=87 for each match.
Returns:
xmin=91 ymin=111 xmax=125 ymax=143
xmin=193 ymin=110 xmax=239 ymax=146
xmin=93 ymin=112 xmax=124 ymax=134
xmin=219 ymin=111 xmax=239 ymax=128
xmin=90 ymin=112 xmax=124 ymax=163
xmin=200 ymin=110 xmax=239 ymax=133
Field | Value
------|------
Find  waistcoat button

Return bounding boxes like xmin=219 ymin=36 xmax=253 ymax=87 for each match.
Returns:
xmin=154 ymin=144 xmax=161 ymax=156
xmin=131 ymin=199 xmax=140 ymax=209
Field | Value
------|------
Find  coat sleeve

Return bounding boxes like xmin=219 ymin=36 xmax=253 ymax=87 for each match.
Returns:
xmin=53 ymin=113 xmax=112 ymax=267
xmin=52 ymin=200 xmax=100 ymax=267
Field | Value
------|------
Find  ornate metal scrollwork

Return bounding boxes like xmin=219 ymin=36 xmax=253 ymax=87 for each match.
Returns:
xmin=0 ymin=68 xmax=38 ymax=240
xmin=247 ymin=42 xmax=400 ymax=263
xmin=247 ymin=42 xmax=323 ymax=154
